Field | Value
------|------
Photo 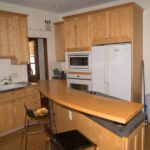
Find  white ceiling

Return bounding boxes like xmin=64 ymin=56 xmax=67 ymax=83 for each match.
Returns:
xmin=0 ymin=0 xmax=120 ymax=14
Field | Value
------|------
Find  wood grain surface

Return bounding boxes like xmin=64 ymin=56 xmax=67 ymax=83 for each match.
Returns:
xmin=38 ymin=80 xmax=143 ymax=124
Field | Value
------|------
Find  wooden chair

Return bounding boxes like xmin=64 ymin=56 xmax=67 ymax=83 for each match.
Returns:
xmin=21 ymin=103 xmax=49 ymax=150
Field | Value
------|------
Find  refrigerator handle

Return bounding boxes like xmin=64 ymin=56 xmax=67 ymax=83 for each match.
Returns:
xmin=104 ymin=63 xmax=109 ymax=83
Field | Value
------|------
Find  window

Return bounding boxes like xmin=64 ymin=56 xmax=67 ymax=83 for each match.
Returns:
xmin=27 ymin=39 xmax=40 ymax=82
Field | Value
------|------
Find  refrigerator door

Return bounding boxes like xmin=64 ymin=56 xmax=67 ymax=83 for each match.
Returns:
xmin=92 ymin=46 xmax=105 ymax=94
xmin=108 ymin=43 xmax=131 ymax=101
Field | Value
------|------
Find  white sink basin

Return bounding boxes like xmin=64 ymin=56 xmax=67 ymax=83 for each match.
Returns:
xmin=0 ymin=83 xmax=27 ymax=91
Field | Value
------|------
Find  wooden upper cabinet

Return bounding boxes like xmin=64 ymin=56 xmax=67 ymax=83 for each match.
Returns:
xmin=64 ymin=17 xmax=77 ymax=51
xmin=76 ymin=15 xmax=91 ymax=51
xmin=108 ymin=6 xmax=132 ymax=42
xmin=64 ymin=15 xmax=91 ymax=51
xmin=54 ymin=22 xmax=65 ymax=62
xmin=0 ymin=11 xmax=29 ymax=64
xmin=90 ymin=5 xmax=133 ymax=45
xmin=89 ymin=11 xmax=108 ymax=45
xmin=11 ymin=15 xmax=29 ymax=65
xmin=0 ymin=13 xmax=17 ymax=58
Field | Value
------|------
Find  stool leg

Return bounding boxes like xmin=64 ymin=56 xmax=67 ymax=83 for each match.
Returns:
xmin=25 ymin=119 xmax=29 ymax=150
xmin=45 ymin=137 xmax=50 ymax=150
xmin=20 ymin=113 xmax=27 ymax=150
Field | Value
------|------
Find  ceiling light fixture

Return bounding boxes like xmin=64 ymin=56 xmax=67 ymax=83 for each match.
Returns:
xmin=53 ymin=4 xmax=62 ymax=8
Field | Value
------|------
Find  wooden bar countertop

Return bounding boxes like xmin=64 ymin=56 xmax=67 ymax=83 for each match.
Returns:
xmin=39 ymin=80 xmax=143 ymax=124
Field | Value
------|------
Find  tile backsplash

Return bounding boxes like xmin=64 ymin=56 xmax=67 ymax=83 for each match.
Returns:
xmin=0 ymin=59 xmax=28 ymax=85
xmin=51 ymin=62 xmax=66 ymax=76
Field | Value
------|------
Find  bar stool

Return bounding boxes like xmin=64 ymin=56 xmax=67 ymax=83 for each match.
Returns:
xmin=21 ymin=104 xmax=49 ymax=150
xmin=45 ymin=124 xmax=97 ymax=150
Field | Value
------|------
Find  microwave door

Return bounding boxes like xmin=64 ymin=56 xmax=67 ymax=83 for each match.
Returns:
xmin=69 ymin=56 xmax=89 ymax=69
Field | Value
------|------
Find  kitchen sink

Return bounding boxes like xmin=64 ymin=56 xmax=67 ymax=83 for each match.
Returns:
xmin=0 ymin=83 xmax=27 ymax=92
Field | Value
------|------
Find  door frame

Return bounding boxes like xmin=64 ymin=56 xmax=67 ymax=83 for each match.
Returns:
xmin=28 ymin=30 xmax=51 ymax=80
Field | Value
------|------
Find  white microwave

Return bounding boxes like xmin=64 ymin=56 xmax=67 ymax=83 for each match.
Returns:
xmin=65 ymin=51 xmax=91 ymax=72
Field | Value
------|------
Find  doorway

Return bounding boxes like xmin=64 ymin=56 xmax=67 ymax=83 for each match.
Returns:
xmin=27 ymin=38 xmax=49 ymax=82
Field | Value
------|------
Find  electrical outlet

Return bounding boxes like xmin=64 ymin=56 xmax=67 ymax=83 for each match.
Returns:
xmin=68 ymin=110 xmax=72 ymax=120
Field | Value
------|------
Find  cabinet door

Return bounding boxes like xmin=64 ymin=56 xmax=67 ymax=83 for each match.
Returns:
xmin=64 ymin=17 xmax=77 ymax=51
xmin=108 ymin=6 xmax=132 ymax=42
xmin=90 ymin=11 xmax=108 ymax=45
xmin=12 ymin=97 xmax=26 ymax=127
xmin=0 ymin=13 xmax=17 ymax=58
xmin=54 ymin=22 xmax=65 ymax=61
xmin=0 ymin=100 xmax=14 ymax=133
xmin=11 ymin=16 xmax=29 ymax=65
xmin=76 ymin=15 xmax=91 ymax=51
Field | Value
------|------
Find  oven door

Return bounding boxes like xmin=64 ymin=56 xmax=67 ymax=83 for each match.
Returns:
xmin=67 ymin=79 xmax=92 ymax=92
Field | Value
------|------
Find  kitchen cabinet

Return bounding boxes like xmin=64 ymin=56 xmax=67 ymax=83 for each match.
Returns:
xmin=0 ymin=12 xmax=17 ymax=58
xmin=89 ymin=11 xmax=108 ymax=45
xmin=11 ymin=88 xmax=27 ymax=127
xmin=0 ymin=92 xmax=14 ymax=133
xmin=0 ymin=10 xmax=29 ymax=64
xmin=0 ymin=99 xmax=14 ymax=133
xmin=0 ymin=84 xmax=41 ymax=137
xmin=53 ymin=103 xmax=145 ymax=150
xmin=54 ymin=22 xmax=65 ymax=62
xmin=64 ymin=17 xmax=77 ymax=51
xmin=12 ymin=97 xmax=26 ymax=127
xmin=108 ymin=6 xmax=132 ymax=43
xmin=64 ymin=15 xmax=91 ymax=51
xmin=90 ymin=6 xmax=132 ymax=45
xmin=11 ymin=15 xmax=29 ymax=65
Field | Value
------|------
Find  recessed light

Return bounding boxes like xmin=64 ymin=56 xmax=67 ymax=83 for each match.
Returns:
xmin=53 ymin=4 xmax=62 ymax=8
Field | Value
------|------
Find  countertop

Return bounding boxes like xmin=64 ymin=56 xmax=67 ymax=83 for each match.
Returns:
xmin=38 ymin=80 xmax=143 ymax=124
xmin=0 ymin=82 xmax=37 ymax=93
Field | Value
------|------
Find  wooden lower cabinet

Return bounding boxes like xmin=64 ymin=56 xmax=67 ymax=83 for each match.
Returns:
xmin=0 ymin=84 xmax=41 ymax=137
xmin=12 ymin=97 xmax=26 ymax=127
xmin=53 ymin=103 xmax=145 ymax=150
xmin=0 ymin=100 xmax=14 ymax=133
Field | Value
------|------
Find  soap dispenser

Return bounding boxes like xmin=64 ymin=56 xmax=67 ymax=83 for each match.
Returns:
xmin=8 ymin=75 xmax=12 ymax=84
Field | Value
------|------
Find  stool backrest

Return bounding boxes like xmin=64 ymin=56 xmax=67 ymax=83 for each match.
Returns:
xmin=24 ymin=103 xmax=36 ymax=118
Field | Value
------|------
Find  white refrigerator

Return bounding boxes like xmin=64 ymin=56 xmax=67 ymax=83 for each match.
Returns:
xmin=92 ymin=43 xmax=131 ymax=101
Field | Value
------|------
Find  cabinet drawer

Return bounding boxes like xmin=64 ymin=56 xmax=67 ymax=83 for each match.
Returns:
xmin=0 ymin=92 xmax=12 ymax=102
xmin=12 ymin=88 xmax=27 ymax=99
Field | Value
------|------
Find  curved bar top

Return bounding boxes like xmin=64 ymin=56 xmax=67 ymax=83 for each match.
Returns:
xmin=39 ymin=80 xmax=143 ymax=124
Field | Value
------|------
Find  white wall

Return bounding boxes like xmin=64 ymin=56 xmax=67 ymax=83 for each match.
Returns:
xmin=38 ymin=39 xmax=45 ymax=80
xmin=60 ymin=0 xmax=150 ymax=95
xmin=0 ymin=1 xmax=61 ymax=83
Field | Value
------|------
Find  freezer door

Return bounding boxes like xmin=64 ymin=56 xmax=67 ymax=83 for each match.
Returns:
xmin=92 ymin=46 xmax=105 ymax=94
xmin=108 ymin=43 xmax=131 ymax=101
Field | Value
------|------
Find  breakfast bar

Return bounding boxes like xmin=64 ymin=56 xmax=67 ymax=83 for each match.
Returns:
xmin=39 ymin=80 xmax=145 ymax=150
